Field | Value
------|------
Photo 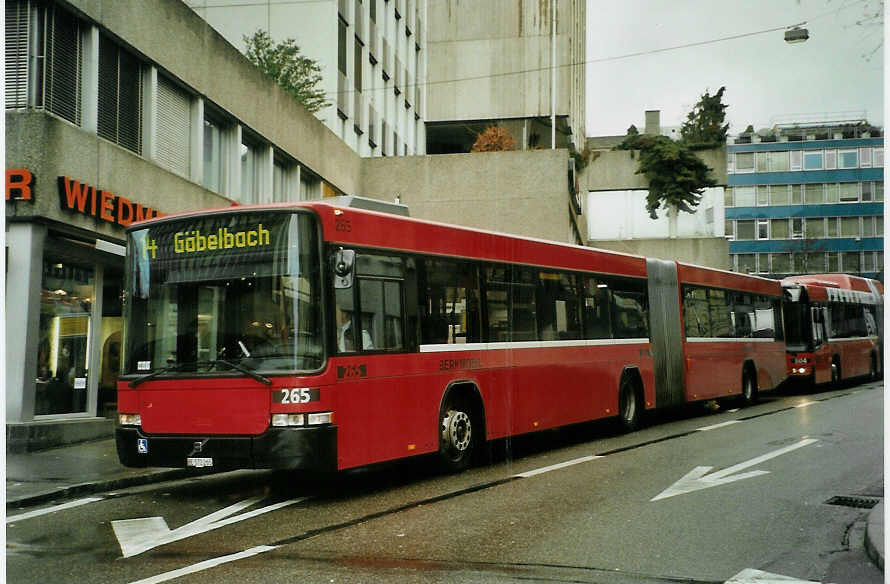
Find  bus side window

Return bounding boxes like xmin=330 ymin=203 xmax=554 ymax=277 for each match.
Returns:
xmin=708 ymin=289 xmax=732 ymax=338
xmin=683 ymin=286 xmax=710 ymax=338
xmin=420 ymin=259 xmax=480 ymax=345
xmin=583 ymin=277 xmax=612 ymax=339
xmin=610 ymin=278 xmax=649 ymax=339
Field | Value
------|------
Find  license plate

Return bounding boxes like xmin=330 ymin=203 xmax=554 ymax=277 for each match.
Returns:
xmin=186 ymin=457 xmax=213 ymax=468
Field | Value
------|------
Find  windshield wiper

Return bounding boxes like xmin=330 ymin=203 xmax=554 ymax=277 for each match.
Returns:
xmin=129 ymin=362 xmax=184 ymax=388
xmin=128 ymin=359 xmax=272 ymax=387
xmin=209 ymin=359 xmax=272 ymax=385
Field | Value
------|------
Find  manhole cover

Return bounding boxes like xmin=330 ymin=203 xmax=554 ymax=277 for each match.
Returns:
xmin=825 ymin=495 xmax=881 ymax=509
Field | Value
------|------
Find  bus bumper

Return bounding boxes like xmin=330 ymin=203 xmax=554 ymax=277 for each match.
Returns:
xmin=115 ymin=426 xmax=337 ymax=471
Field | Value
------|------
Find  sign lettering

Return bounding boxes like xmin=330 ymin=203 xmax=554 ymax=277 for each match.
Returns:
xmin=57 ymin=176 xmax=163 ymax=227
xmin=6 ymin=168 xmax=34 ymax=201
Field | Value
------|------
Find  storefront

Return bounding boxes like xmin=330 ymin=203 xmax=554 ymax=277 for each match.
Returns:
xmin=6 ymin=167 xmax=163 ymax=451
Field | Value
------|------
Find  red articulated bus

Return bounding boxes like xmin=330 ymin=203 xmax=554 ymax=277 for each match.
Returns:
xmin=782 ymin=274 xmax=883 ymax=387
xmin=116 ymin=200 xmax=787 ymax=472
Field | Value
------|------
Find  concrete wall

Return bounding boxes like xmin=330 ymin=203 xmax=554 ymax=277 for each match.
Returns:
xmin=360 ymin=148 xmax=582 ymax=243
xmin=588 ymin=237 xmax=730 ymax=270
xmin=582 ymin=146 xmax=728 ymax=192
xmin=66 ymin=0 xmax=361 ymax=197
xmin=426 ymin=0 xmax=585 ymax=145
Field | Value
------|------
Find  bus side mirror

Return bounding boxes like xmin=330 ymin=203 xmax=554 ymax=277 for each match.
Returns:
xmin=333 ymin=249 xmax=355 ymax=289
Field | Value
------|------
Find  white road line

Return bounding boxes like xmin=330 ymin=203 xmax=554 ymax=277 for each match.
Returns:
xmin=127 ymin=545 xmax=278 ymax=584
xmin=697 ymin=420 xmax=742 ymax=432
xmin=514 ymin=455 xmax=602 ymax=478
xmin=6 ymin=497 xmax=105 ymax=523
xmin=794 ymin=401 xmax=816 ymax=408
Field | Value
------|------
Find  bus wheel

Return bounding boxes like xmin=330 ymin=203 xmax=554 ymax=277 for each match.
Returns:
xmin=618 ymin=374 xmax=642 ymax=433
xmin=831 ymin=359 xmax=841 ymax=386
xmin=870 ymin=354 xmax=878 ymax=380
xmin=740 ymin=370 xmax=758 ymax=407
xmin=438 ymin=398 xmax=474 ymax=472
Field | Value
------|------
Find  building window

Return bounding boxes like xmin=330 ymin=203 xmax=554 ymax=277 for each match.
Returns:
xmin=861 ymin=182 xmax=873 ymax=202
xmin=840 ymin=216 xmax=860 ymax=238
xmin=6 ymin=0 xmax=31 ymax=109
xmin=98 ymin=35 xmax=142 ymax=154
xmin=273 ymin=154 xmax=295 ymax=203
xmin=724 ymin=188 xmax=734 ymax=207
xmin=156 ymin=74 xmax=191 ymax=177
xmin=806 ymin=217 xmax=825 ymax=238
xmin=842 ymin=252 xmax=861 ymax=273
xmin=770 ymin=185 xmax=790 ymax=205
xmin=862 ymin=216 xmax=876 ymax=237
xmin=859 ymin=147 xmax=872 ymax=168
xmin=827 ymin=252 xmax=839 ymax=272
xmin=737 ymin=254 xmax=756 ymax=274
xmin=736 ymin=220 xmax=755 ymax=240
xmin=768 ymin=151 xmax=789 ymax=171
xmin=756 ymin=219 xmax=769 ymax=240
xmin=240 ymin=137 xmax=260 ymax=204
xmin=837 ymin=149 xmax=858 ymax=169
xmin=41 ymin=5 xmax=84 ymax=125
xmin=824 ymin=149 xmax=837 ymax=170
xmin=772 ymin=253 xmax=791 ymax=274
xmin=792 ymin=218 xmax=803 ymax=238
xmin=735 ymin=152 xmax=754 ymax=172
xmin=791 ymin=185 xmax=803 ymax=204
xmin=734 ymin=186 xmax=755 ymax=207
xmin=838 ymin=182 xmax=859 ymax=202
xmin=756 ymin=186 xmax=769 ymax=206
xmin=827 ymin=217 xmax=839 ymax=238
xmin=804 ymin=183 xmax=823 ymax=205
xmin=203 ymin=114 xmax=226 ymax=193
xmin=876 ymin=182 xmax=883 ymax=201
xmin=790 ymin=151 xmax=802 ymax=171
xmin=825 ymin=183 xmax=839 ymax=203
xmin=803 ymin=150 xmax=823 ymax=170
xmin=874 ymin=148 xmax=883 ymax=167
xmin=771 ymin=219 xmax=789 ymax=239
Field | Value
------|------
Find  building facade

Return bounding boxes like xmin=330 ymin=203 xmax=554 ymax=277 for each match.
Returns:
xmin=424 ymin=0 xmax=586 ymax=154
xmin=188 ymin=0 xmax=427 ymax=158
xmin=725 ymin=122 xmax=883 ymax=280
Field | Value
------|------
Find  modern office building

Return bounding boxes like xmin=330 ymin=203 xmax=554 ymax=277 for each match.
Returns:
xmin=188 ymin=0 xmax=427 ymax=157
xmin=725 ymin=120 xmax=883 ymax=280
xmin=424 ymin=0 xmax=586 ymax=154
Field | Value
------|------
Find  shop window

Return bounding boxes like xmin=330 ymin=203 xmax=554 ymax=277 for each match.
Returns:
xmin=98 ymin=269 xmax=124 ymax=418
xmin=36 ymin=258 xmax=95 ymax=416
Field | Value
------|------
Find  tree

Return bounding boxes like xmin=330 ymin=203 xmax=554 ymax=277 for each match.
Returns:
xmin=616 ymin=133 xmax=716 ymax=219
xmin=680 ymin=86 xmax=729 ymax=147
xmin=470 ymin=126 xmax=516 ymax=152
xmin=244 ymin=30 xmax=329 ymax=114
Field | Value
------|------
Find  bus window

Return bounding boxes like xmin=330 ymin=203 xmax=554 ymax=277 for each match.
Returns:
xmin=583 ymin=277 xmax=612 ymax=339
xmin=708 ymin=289 xmax=733 ymax=337
xmin=683 ymin=286 xmax=710 ymax=338
xmin=752 ymin=295 xmax=777 ymax=338
xmin=537 ymin=272 xmax=582 ymax=341
xmin=420 ymin=259 xmax=480 ymax=345
xmin=610 ymin=278 xmax=649 ymax=339
xmin=730 ymin=292 xmax=755 ymax=338
xmin=484 ymin=266 xmax=510 ymax=342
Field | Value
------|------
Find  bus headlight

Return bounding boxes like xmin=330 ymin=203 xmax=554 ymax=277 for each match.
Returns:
xmin=271 ymin=414 xmax=305 ymax=427
xmin=119 ymin=413 xmax=142 ymax=426
xmin=307 ymin=412 xmax=333 ymax=425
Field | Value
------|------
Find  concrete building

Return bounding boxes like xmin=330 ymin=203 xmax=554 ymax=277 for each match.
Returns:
xmin=582 ymin=111 xmax=730 ymax=269
xmin=188 ymin=0 xmax=427 ymax=158
xmin=5 ymin=0 xmax=578 ymax=451
xmin=424 ymin=0 xmax=586 ymax=154
xmin=725 ymin=119 xmax=883 ymax=280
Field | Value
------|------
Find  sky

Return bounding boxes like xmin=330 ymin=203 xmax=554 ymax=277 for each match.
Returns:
xmin=585 ymin=0 xmax=884 ymax=137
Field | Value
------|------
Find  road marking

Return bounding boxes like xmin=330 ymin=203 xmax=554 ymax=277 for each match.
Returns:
xmin=514 ymin=455 xmax=602 ymax=478
xmin=794 ymin=401 xmax=816 ymax=408
xmin=127 ymin=545 xmax=278 ymax=584
xmin=697 ymin=420 xmax=742 ymax=432
xmin=651 ymin=438 xmax=819 ymax=501
xmin=725 ymin=568 xmax=821 ymax=583
xmin=6 ymin=497 xmax=105 ymax=523
xmin=112 ymin=497 xmax=306 ymax=558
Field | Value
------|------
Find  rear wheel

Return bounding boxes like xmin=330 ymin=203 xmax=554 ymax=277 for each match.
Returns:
xmin=438 ymin=396 xmax=475 ymax=472
xmin=618 ymin=374 xmax=642 ymax=433
xmin=830 ymin=358 xmax=841 ymax=387
xmin=740 ymin=370 xmax=758 ymax=407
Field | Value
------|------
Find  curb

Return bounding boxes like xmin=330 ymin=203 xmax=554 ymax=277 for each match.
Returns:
xmin=864 ymin=500 xmax=884 ymax=571
xmin=6 ymin=468 xmax=196 ymax=510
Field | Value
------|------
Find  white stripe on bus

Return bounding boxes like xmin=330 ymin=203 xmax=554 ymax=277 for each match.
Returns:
xmin=419 ymin=338 xmax=650 ymax=353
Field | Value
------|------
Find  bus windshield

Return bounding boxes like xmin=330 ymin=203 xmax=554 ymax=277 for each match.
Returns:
xmin=123 ymin=211 xmax=322 ymax=376
xmin=783 ymin=299 xmax=811 ymax=352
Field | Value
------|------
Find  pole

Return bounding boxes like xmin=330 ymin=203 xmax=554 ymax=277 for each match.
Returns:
xmin=551 ymin=0 xmax=556 ymax=149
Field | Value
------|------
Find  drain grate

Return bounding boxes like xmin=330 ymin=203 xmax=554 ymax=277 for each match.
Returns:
xmin=825 ymin=495 xmax=881 ymax=509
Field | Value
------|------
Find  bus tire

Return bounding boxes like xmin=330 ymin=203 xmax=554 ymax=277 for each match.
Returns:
xmin=830 ymin=358 xmax=841 ymax=387
xmin=870 ymin=353 xmax=879 ymax=380
xmin=618 ymin=373 xmax=643 ymax=433
xmin=438 ymin=393 xmax=477 ymax=473
xmin=740 ymin=368 xmax=758 ymax=407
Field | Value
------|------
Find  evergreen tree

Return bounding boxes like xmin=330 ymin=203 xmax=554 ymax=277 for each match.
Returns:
xmin=680 ymin=86 xmax=729 ymax=146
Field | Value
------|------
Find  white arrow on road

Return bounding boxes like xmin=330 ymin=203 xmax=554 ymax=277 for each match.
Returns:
xmin=724 ymin=568 xmax=821 ymax=583
xmin=112 ymin=496 xmax=306 ymax=558
xmin=651 ymin=438 xmax=819 ymax=502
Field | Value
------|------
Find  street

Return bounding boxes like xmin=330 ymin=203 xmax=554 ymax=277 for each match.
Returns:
xmin=7 ymin=380 xmax=883 ymax=584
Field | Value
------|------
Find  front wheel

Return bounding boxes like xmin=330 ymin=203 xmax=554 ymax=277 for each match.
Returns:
xmin=438 ymin=398 xmax=475 ymax=472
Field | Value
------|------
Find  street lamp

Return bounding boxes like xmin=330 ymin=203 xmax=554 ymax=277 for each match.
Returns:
xmin=784 ymin=26 xmax=809 ymax=44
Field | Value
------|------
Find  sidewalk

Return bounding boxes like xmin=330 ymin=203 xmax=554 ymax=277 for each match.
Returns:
xmin=6 ymin=438 xmax=192 ymax=509
xmin=5 ymin=439 xmax=885 ymax=574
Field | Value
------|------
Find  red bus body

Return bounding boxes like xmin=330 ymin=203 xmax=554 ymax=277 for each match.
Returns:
xmin=116 ymin=202 xmax=787 ymax=471
xmin=782 ymin=274 xmax=883 ymax=386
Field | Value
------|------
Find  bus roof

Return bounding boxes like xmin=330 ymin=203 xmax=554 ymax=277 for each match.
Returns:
xmin=783 ymin=274 xmax=883 ymax=294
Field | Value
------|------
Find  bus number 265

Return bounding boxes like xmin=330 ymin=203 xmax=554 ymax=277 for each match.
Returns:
xmin=276 ymin=388 xmax=319 ymax=404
